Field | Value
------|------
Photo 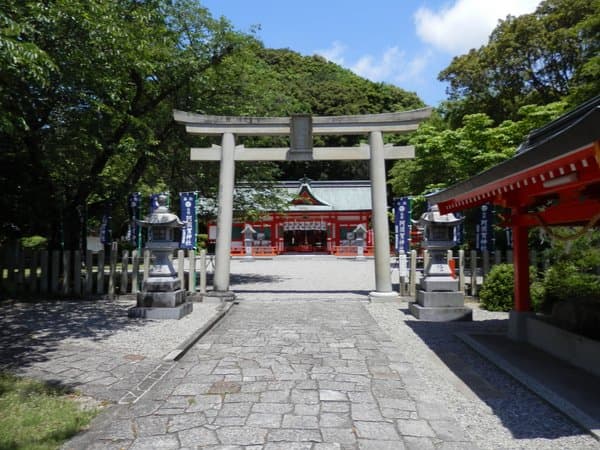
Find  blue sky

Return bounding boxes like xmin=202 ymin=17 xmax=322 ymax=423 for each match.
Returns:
xmin=200 ymin=0 xmax=540 ymax=107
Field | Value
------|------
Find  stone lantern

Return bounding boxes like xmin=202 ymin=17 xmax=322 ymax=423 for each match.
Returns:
xmin=409 ymin=204 xmax=472 ymax=321
xmin=128 ymin=194 xmax=192 ymax=319
xmin=353 ymin=223 xmax=368 ymax=260
xmin=242 ymin=223 xmax=256 ymax=259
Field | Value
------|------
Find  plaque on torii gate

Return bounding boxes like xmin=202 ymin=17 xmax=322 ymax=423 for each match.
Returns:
xmin=173 ymin=108 xmax=432 ymax=301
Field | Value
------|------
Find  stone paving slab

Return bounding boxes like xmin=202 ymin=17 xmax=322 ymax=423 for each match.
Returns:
xmin=65 ymin=300 xmax=474 ymax=449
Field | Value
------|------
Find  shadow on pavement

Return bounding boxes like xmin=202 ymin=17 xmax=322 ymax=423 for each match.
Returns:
xmin=0 ymin=299 xmax=142 ymax=370
xmin=403 ymin=315 xmax=595 ymax=441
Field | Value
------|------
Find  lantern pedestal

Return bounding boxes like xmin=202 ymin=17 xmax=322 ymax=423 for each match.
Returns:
xmin=128 ymin=195 xmax=192 ymax=320
xmin=409 ymin=206 xmax=471 ymax=321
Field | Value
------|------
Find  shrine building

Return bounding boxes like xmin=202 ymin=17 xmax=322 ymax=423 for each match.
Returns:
xmin=208 ymin=179 xmax=374 ymax=255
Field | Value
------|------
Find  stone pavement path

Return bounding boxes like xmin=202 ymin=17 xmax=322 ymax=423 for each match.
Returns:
xmin=66 ymin=300 xmax=475 ymax=449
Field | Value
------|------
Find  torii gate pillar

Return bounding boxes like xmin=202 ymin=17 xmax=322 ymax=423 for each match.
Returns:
xmin=174 ymin=108 xmax=432 ymax=301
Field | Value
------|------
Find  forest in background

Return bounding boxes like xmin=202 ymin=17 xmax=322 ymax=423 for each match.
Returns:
xmin=1 ymin=0 xmax=598 ymax=249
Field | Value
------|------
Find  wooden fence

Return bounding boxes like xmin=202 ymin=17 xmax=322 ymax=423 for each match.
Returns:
xmin=0 ymin=243 xmax=212 ymax=299
xmin=1 ymin=244 xmax=546 ymax=299
xmin=396 ymin=248 xmax=550 ymax=297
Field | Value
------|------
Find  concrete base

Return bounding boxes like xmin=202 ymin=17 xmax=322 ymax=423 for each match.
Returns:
xmin=368 ymin=291 xmax=400 ymax=303
xmin=137 ymin=289 xmax=186 ymax=308
xmin=409 ymin=303 xmax=472 ymax=321
xmin=143 ymin=276 xmax=181 ymax=292
xmin=420 ymin=277 xmax=459 ymax=292
xmin=202 ymin=290 xmax=236 ymax=303
xmin=417 ymin=290 xmax=465 ymax=307
xmin=508 ymin=310 xmax=535 ymax=341
xmin=509 ymin=312 xmax=600 ymax=378
xmin=128 ymin=301 xmax=193 ymax=319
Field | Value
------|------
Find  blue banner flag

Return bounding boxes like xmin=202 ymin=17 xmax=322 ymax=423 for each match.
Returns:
xmin=99 ymin=206 xmax=111 ymax=245
xmin=476 ymin=203 xmax=494 ymax=251
xmin=180 ymin=192 xmax=197 ymax=249
xmin=394 ymin=197 xmax=411 ymax=253
xmin=150 ymin=193 xmax=161 ymax=212
xmin=127 ymin=193 xmax=141 ymax=247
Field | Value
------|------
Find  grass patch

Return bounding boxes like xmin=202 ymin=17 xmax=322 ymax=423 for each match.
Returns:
xmin=0 ymin=372 xmax=98 ymax=450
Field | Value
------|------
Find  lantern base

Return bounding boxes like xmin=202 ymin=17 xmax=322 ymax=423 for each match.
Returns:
xmin=409 ymin=302 xmax=472 ymax=322
xmin=128 ymin=302 xmax=193 ymax=320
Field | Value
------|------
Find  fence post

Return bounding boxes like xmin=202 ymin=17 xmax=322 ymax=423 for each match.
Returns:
xmin=143 ymin=249 xmax=150 ymax=282
xmin=62 ymin=251 xmax=71 ymax=296
xmin=131 ymin=250 xmax=139 ymax=294
xmin=108 ymin=242 xmax=117 ymax=299
xmin=85 ymin=250 xmax=93 ymax=296
xmin=177 ymin=249 xmax=185 ymax=290
xmin=506 ymin=250 xmax=514 ymax=264
xmin=189 ymin=249 xmax=196 ymax=294
xmin=73 ymin=250 xmax=81 ymax=296
xmin=447 ymin=249 xmax=453 ymax=274
xmin=16 ymin=247 xmax=24 ymax=289
xmin=409 ymin=250 xmax=417 ymax=296
xmin=51 ymin=250 xmax=60 ymax=295
xmin=494 ymin=251 xmax=502 ymax=266
xmin=28 ymin=251 xmax=38 ymax=293
xmin=482 ymin=250 xmax=490 ymax=279
xmin=423 ymin=249 xmax=430 ymax=273
xmin=199 ymin=249 xmax=207 ymax=294
xmin=458 ymin=249 xmax=465 ymax=293
xmin=470 ymin=250 xmax=478 ymax=297
xmin=97 ymin=250 xmax=105 ymax=295
xmin=40 ymin=250 xmax=49 ymax=295
xmin=120 ymin=250 xmax=129 ymax=294
xmin=398 ymin=252 xmax=407 ymax=296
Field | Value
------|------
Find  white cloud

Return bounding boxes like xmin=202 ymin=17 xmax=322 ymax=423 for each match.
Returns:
xmin=315 ymin=42 xmax=431 ymax=87
xmin=414 ymin=0 xmax=540 ymax=54
xmin=315 ymin=41 xmax=346 ymax=65
xmin=352 ymin=47 xmax=405 ymax=81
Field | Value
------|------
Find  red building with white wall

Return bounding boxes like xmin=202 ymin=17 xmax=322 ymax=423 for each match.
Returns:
xmin=208 ymin=179 xmax=373 ymax=255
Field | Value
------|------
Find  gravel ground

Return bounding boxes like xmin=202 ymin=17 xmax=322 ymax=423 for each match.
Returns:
xmin=367 ymin=301 xmax=599 ymax=449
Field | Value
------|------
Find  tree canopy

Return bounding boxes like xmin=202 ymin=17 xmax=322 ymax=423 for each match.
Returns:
xmin=438 ymin=0 xmax=599 ymax=126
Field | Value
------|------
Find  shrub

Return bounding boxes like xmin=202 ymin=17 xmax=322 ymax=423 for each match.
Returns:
xmin=479 ymin=264 xmax=540 ymax=312
xmin=479 ymin=264 xmax=515 ymax=311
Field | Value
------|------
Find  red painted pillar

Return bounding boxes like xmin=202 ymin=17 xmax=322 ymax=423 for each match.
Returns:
xmin=512 ymin=224 xmax=531 ymax=312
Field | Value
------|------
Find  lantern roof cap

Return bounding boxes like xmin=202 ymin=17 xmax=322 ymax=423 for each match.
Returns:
xmin=419 ymin=204 xmax=463 ymax=226
xmin=137 ymin=194 xmax=186 ymax=228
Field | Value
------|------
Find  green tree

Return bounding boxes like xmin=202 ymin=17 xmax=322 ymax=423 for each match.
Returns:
xmin=439 ymin=0 xmax=599 ymax=126
xmin=0 ymin=0 xmax=243 ymax=248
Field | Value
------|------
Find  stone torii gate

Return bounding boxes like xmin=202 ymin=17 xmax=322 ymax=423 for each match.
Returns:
xmin=173 ymin=108 xmax=432 ymax=300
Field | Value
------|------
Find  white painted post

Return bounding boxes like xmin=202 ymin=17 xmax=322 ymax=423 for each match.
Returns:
xmin=494 ymin=251 xmax=502 ymax=266
xmin=51 ymin=250 xmax=60 ymax=294
xmin=28 ymin=251 xmax=38 ymax=293
xmin=199 ymin=249 xmax=207 ymax=294
xmin=482 ymin=250 xmax=490 ymax=278
xmin=409 ymin=249 xmax=417 ymax=296
xmin=458 ymin=249 xmax=465 ymax=293
xmin=213 ymin=132 xmax=236 ymax=295
xmin=368 ymin=131 xmax=394 ymax=298
xmin=73 ymin=250 xmax=81 ymax=296
xmin=85 ymin=250 xmax=93 ymax=296
xmin=97 ymin=250 xmax=105 ymax=295
xmin=108 ymin=242 xmax=117 ymax=299
xmin=470 ymin=250 xmax=478 ymax=297
xmin=40 ymin=250 xmax=48 ymax=294
xmin=62 ymin=251 xmax=70 ymax=296
xmin=143 ymin=249 xmax=150 ymax=282
xmin=121 ymin=250 xmax=129 ymax=294
xmin=506 ymin=250 xmax=514 ymax=264
xmin=399 ymin=253 xmax=407 ymax=296
xmin=189 ymin=249 xmax=196 ymax=294
xmin=131 ymin=250 xmax=139 ymax=294
xmin=177 ymin=249 xmax=185 ymax=289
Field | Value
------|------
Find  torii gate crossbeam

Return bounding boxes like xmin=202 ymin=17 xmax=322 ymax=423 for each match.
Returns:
xmin=174 ymin=108 xmax=432 ymax=301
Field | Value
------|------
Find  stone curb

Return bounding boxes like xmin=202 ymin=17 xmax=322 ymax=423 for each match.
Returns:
xmin=456 ymin=332 xmax=600 ymax=441
xmin=161 ymin=301 xmax=235 ymax=361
